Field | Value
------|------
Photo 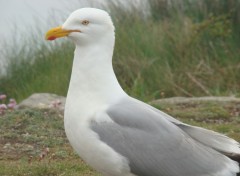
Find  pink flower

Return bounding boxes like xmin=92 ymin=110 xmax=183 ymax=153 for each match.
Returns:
xmin=0 ymin=94 xmax=7 ymax=100
xmin=7 ymin=99 xmax=17 ymax=109
xmin=0 ymin=104 xmax=7 ymax=110
xmin=0 ymin=104 xmax=7 ymax=115
xmin=0 ymin=97 xmax=17 ymax=114
xmin=7 ymin=103 xmax=15 ymax=109
xmin=9 ymin=98 xmax=17 ymax=104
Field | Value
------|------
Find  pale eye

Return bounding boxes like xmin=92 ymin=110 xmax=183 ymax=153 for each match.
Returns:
xmin=82 ymin=20 xmax=89 ymax=25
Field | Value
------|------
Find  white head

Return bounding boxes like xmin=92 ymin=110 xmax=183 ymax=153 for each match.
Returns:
xmin=46 ymin=8 xmax=115 ymax=46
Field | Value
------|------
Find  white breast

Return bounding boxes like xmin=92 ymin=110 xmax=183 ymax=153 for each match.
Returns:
xmin=64 ymin=97 xmax=134 ymax=176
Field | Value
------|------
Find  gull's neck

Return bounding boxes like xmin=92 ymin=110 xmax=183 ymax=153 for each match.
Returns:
xmin=66 ymin=35 xmax=126 ymax=111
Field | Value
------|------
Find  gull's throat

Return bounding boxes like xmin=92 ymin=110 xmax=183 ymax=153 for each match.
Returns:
xmin=66 ymin=42 xmax=125 ymax=112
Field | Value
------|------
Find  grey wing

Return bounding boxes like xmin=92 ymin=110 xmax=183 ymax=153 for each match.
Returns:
xmin=91 ymin=97 xmax=239 ymax=176
xmin=143 ymin=100 xmax=240 ymax=156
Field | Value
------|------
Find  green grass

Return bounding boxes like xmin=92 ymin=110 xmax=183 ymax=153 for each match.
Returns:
xmin=0 ymin=0 xmax=240 ymax=102
xmin=0 ymin=159 xmax=100 ymax=176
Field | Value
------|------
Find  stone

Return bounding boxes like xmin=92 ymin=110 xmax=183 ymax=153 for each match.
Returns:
xmin=151 ymin=96 xmax=240 ymax=105
xmin=16 ymin=93 xmax=66 ymax=112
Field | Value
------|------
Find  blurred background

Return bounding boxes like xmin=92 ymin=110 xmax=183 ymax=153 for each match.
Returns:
xmin=0 ymin=0 xmax=239 ymax=102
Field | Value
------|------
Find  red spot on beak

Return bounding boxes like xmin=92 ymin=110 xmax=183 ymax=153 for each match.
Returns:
xmin=48 ymin=36 xmax=56 ymax=40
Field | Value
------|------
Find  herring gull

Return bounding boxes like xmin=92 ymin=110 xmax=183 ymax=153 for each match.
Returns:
xmin=45 ymin=8 xmax=240 ymax=176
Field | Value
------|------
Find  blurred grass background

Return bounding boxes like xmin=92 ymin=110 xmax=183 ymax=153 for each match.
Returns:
xmin=0 ymin=0 xmax=240 ymax=102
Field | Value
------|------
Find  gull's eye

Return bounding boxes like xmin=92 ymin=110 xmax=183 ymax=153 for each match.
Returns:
xmin=82 ymin=20 xmax=89 ymax=25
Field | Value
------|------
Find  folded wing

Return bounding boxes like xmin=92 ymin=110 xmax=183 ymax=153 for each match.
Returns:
xmin=91 ymin=97 xmax=239 ymax=176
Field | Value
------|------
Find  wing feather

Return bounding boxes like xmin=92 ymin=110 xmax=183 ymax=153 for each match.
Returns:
xmin=91 ymin=97 xmax=239 ymax=176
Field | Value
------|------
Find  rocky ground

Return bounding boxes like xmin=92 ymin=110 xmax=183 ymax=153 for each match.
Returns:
xmin=0 ymin=93 xmax=239 ymax=175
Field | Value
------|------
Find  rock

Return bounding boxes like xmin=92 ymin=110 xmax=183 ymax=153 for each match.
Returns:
xmin=16 ymin=93 xmax=66 ymax=112
xmin=151 ymin=96 xmax=240 ymax=105
xmin=17 ymin=94 xmax=240 ymax=114
xmin=150 ymin=96 xmax=240 ymax=122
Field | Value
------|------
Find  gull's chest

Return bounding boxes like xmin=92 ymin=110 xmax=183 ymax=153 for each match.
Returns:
xmin=64 ymin=95 xmax=102 ymax=154
xmin=64 ymin=100 xmax=132 ymax=176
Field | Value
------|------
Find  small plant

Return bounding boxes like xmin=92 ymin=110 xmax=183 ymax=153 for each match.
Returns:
xmin=0 ymin=94 xmax=17 ymax=115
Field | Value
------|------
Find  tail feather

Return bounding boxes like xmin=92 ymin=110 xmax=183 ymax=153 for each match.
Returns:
xmin=227 ymin=154 xmax=240 ymax=163
xmin=177 ymin=124 xmax=240 ymax=176
xmin=147 ymin=102 xmax=240 ymax=175
xmin=227 ymin=154 xmax=240 ymax=176
xmin=177 ymin=124 xmax=240 ymax=155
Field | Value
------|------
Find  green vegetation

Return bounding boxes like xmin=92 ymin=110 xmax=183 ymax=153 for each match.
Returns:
xmin=0 ymin=0 xmax=239 ymax=101
xmin=0 ymin=160 xmax=100 ymax=176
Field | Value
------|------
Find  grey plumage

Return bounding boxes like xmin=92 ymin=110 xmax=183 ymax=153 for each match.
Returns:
xmin=91 ymin=97 xmax=239 ymax=176
xmin=145 ymin=102 xmax=240 ymax=156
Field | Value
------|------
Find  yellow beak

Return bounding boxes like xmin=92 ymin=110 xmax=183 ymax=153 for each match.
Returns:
xmin=45 ymin=26 xmax=81 ymax=41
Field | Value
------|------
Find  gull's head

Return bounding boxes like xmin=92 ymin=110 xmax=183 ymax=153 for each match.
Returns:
xmin=45 ymin=8 xmax=114 ymax=45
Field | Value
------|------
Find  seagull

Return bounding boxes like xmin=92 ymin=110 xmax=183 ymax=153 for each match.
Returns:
xmin=46 ymin=8 xmax=240 ymax=176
